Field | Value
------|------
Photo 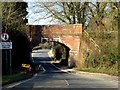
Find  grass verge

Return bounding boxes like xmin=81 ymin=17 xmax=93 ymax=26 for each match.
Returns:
xmin=2 ymin=72 xmax=33 ymax=86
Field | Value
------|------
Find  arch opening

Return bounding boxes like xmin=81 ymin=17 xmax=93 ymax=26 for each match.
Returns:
xmin=51 ymin=41 xmax=70 ymax=66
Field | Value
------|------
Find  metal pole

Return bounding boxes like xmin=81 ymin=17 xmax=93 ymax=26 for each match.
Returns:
xmin=10 ymin=48 xmax=11 ymax=74
xmin=5 ymin=49 xmax=8 ymax=75
xmin=9 ymin=40 xmax=12 ymax=74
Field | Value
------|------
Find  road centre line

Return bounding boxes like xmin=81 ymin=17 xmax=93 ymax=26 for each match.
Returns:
xmin=50 ymin=63 xmax=69 ymax=86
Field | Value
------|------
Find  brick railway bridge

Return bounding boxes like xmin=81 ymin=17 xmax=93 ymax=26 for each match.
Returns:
xmin=28 ymin=24 xmax=83 ymax=67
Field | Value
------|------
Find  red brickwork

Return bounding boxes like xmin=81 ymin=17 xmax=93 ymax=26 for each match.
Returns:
xmin=42 ymin=24 xmax=82 ymax=67
xmin=42 ymin=24 xmax=82 ymax=37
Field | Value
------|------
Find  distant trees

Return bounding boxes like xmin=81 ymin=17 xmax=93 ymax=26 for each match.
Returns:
xmin=2 ymin=2 xmax=31 ymax=75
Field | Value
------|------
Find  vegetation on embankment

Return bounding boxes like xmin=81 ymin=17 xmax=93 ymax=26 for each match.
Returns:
xmin=2 ymin=71 xmax=32 ymax=86
xmin=75 ymin=2 xmax=119 ymax=76
xmin=76 ymin=31 xmax=118 ymax=76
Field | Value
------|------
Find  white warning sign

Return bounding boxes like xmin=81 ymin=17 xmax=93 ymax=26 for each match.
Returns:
xmin=0 ymin=42 xmax=12 ymax=49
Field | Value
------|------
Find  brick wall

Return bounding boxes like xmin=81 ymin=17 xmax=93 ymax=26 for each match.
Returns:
xmin=42 ymin=24 xmax=82 ymax=37
xmin=42 ymin=24 xmax=82 ymax=67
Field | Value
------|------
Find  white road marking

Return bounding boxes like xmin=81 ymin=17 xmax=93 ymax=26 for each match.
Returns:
xmin=64 ymin=79 xmax=69 ymax=86
xmin=51 ymin=63 xmax=70 ymax=73
xmin=6 ymin=73 xmax=37 ymax=88
xmin=42 ymin=66 xmax=46 ymax=72
xmin=51 ymin=63 xmax=61 ymax=70
xmin=51 ymin=63 xmax=69 ymax=86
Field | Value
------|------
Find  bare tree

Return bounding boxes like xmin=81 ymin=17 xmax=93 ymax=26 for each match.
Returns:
xmin=32 ymin=2 xmax=90 ymax=30
xmin=2 ymin=2 xmax=28 ymax=32
xmin=31 ymin=2 xmax=119 ymax=31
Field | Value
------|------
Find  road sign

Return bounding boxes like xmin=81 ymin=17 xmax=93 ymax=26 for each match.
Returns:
xmin=1 ymin=32 xmax=10 ymax=41
xmin=0 ymin=42 xmax=12 ymax=49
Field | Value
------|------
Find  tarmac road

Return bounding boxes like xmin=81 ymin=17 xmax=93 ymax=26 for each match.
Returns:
xmin=2 ymin=49 xmax=118 ymax=90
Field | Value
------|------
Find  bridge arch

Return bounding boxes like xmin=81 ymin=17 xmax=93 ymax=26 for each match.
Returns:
xmin=52 ymin=41 xmax=70 ymax=66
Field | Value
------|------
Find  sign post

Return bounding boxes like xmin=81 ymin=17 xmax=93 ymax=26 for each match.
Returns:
xmin=5 ymin=49 xmax=8 ymax=75
xmin=9 ymin=40 xmax=12 ymax=74
xmin=1 ymin=32 xmax=12 ymax=74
